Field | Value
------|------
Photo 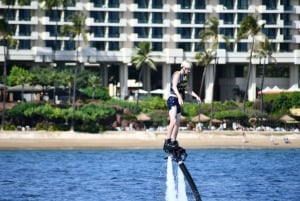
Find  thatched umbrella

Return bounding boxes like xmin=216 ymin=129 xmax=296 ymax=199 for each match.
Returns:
xmin=191 ymin=114 xmax=210 ymax=123
xmin=137 ymin=113 xmax=152 ymax=121
xmin=279 ymin=114 xmax=298 ymax=124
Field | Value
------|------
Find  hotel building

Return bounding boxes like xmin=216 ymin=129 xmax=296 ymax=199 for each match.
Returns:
xmin=0 ymin=0 xmax=299 ymax=102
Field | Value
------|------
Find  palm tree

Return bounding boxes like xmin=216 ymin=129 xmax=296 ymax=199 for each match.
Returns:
xmin=195 ymin=49 xmax=214 ymax=128
xmin=38 ymin=0 xmax=72 ymax=54
xmin=236 ymin=15 xmax=265 ymax=111
xmin=61 ymin=12 xmax=88 ymax=131
xmin=197 ymin=17 xmax=228 ymax=128
xmin=87 ymin=75 xmax=101 ymax=99
xmin=253 ymin=38 xmax=276 ymax=112
xmin=1 ymin=0 xmax=29 ymax=130
xmin=131 ymin=41 xmax=156 ymax=112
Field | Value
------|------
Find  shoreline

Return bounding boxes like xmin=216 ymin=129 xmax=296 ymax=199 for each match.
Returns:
xmin=0 ymin=130 xmax=300 ymax=150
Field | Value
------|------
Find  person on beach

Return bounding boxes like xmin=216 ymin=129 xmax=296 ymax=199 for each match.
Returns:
xmin=163 ymin=60 xmax=201 ymax=152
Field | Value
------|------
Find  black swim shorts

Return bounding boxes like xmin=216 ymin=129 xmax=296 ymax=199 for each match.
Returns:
xmin=167 ymin=96 xmax=181 ymax=114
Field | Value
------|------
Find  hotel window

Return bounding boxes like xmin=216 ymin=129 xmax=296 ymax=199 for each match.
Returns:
xmin=64 ymin=40 xmax=75 ymax=50
xmin=134 ymin=27 xmax=149 ymax=38
xmin=280 ymin=43 xmax=289 ymax=52
xmin=90 ymin=41 xmax=105 ymax=50
xmin=46 ymin=25 xmax=56 ymax=36
xmin=262 ymin=0 xmax=277 ymax=9
xmin=152 ymin=42 xmax=162 ymax=51
xmin=19 ymin=9 xmax=31 ymax=21
xmin=220 ymin=28 xmax=234 ymax=39
xmin=263 ymin=28 xmax=277 ymax=39
xmin=108 ymin=27 xmax=119 ymax=38
xmin=135 ymin=0 xmax=149 ymax=8
xmin=195 ymin=28 xmax=204 ymax=39
xmin=152 ymin=12 xmax=163 ymax=24
xmin=46 ymin=40 xmax=62 ymax=50
xmin=177 ymin=13 xmax=191 ymax=24
xmin=108 ymin=42 xmax=119 ymax=50
xmin=108 ymin=12 xmax=119 ymax=23
xmin=108 ymin=0 xmax=119 ymax=8
xmin=237 ymin=42 xmax=247 ymax=52
xmin=91 ymin=11 xmax=105 ymax=23
xmin=195 ymin=43 xmax=204 ymax=51
xmin=220 ymin=13 xmax=234 ymax=24
xmin=237 ymin=13 xmax=247 ymax=23
xmin=281 ymin=28 xmax=291 ymax=40
xmin=19 ymin=25 xmax=31 ymax=36
xmin=262 ymin=13 xmax=277 ymax=25
xmin=281 ymin=0 xmax=292 ymax=10
xmin=47 ymin=10 xmax=62 ymax=22
xmin=64 ymin=10 xmax=75 ymax=21
xmin=177 ymin=42 xmax=191 ymax=51
xmin=91 ymin=27 xmax=105 ymax=37
xmin=195 ymin=13 xmax=205 ymax=24
xmin=281 ymin=13 xmax=292 ymax=25
xmin=152 ymin=27 xmax=163 ymax=38
xmin=19 ymin=40 xmax=31 ymax=49
xmin=219 ymin=42 xmax=233 ymax=51
xmin=6 ymin=9 xmax=16 ymax=20
xmin=195 ymin=0 xmax=206 ymax=9
xmin=219 ymin=0 xmax=234 ymax=9
xmin=237 ymin=0 xmax=248 ymax=9
xmin=91 ymin=0 xmax=105 ymax=7
xmin=177 ymin=28 xmax=191 ymax=39
xmin=152 ymin=0 xmax=163 ymax=8
xmin=177 ymin=0 xmax=191 ymax=9
xmin=134 ymin=12 xmax=149 ymax=23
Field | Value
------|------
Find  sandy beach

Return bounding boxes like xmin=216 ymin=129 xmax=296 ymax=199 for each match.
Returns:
xmin=1 ymin=130 xmax=300 ymax=150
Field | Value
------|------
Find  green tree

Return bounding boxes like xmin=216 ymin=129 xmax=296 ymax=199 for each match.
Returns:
xmin=253 ymin=38 xmax=276 ymax=112
xmin=0 ymin=0 xmax=22 ymax=130
xmin=236 ymin=15 xmax=265 ymax=111
xmin=87 ymin=75 xmax=101 ymax=99
xmin=7 ymin=65 xmax=32 ymax=102
xmin=131 ymin=41 xmax=156 ymax=112
xmin=61 ymin=12 xmax=88 ymax=131
xmin=197 ymin=17 xmax=228 ymax=128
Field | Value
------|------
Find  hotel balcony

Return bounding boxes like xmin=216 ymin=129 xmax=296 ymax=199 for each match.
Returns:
xmin=86 ymin=18 xmax=127 ymax=27
xmin=257 ymin=5 xmax=284 ymax=13
xmin=293 ymin=35 xmax=300 ymax=43
xmin=129 ymin=4 xmax=170 ymax=12
xmin=0 ymin=1 xmax=38 ymax=9
xmin=65 ymin=2 xmax=83 ymax=11
xmin=173 ymin=4 xmax=213 ymax=13
xmin=89 ymin=33 xmax=127 ymax=42
xmin=235 ymin=5 xmax=256 ymax=13
xmin=15 ymin=31 xmax=38 ymax=40
xmin=129 ymin=33 xmax=169 ymax=42
xmin=85 ymin=2 xmax=127 ymax=11
xmin=129 ymin=18 xmax=170 ymax=27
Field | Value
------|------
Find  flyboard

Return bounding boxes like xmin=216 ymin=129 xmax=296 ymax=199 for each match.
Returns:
xmin=164 ymin=145 xmax=202 ymax=201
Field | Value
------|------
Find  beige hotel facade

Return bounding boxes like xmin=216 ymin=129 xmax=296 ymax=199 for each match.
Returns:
xmin=0 ymin=0 xmax=300 ymax=103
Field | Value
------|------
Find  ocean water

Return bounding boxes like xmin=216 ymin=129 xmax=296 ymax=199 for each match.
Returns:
xmin=0 ymin=149 xmax=299 ymax=201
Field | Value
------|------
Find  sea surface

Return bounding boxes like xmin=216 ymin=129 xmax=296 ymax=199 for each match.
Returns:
xmin=0 ymin=149 xmax=299 ymax=201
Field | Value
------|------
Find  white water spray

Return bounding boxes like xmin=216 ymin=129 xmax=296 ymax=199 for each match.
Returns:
xmin=177 ymin=165 xmax=188 ymax=201
xmin=165 ymin=156 xmax=177 ymax=201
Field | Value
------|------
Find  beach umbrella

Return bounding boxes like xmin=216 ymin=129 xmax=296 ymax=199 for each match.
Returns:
xmin=137 ymin=113 xmax=152 ymax=121
xmin=191 ymin=114 xmax=210 ymax=123
xmin=150 ymin=89 xmax=164 ymax=94
xmin=279 ymin=114 xmax=298 ymax=124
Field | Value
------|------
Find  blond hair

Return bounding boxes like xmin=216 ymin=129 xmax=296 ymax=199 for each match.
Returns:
xmin=180 ymin=60 xmax=193 ymax=69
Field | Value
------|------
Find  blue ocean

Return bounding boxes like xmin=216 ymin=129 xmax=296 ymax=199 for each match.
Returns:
xmin=0 ymin=149 xmax=299 ymax=201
